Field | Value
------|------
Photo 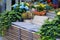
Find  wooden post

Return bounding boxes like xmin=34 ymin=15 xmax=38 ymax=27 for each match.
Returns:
xmin=6 ymin=0 xmax=11 ymax=11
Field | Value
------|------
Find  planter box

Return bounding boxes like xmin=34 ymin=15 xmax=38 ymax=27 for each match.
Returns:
xmin=20 ymin=28 xmax=33 ymax=40
xmin=32 ymin=32 xmax=40 ymax=40
xmin=4 ymin=25 xmax=40 ymax=40
xmin=4 ymin=26 xmax=21 ymax=40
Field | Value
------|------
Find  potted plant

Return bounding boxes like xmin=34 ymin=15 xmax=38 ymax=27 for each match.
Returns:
xmin=31 ymin=3 xmax=46 ymax=16
xmin=21 ymin=11 xmax=33 ymax=22
xmin=12 ymin=2 xmax=29 ymax=13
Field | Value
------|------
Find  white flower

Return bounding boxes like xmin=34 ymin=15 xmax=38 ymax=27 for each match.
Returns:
xmin=34 ymin=5 xmax=39 ymax=7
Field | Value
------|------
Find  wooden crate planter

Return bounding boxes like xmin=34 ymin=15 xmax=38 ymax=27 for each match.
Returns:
xmin=20 ymin=29 xmax=40 ymax=40
xmin=4 ymin=25 xmax=21 ymax=40
xmin=20 ymin=29 xmax=33 ymax=40
xmin=32 ymin=32 xmax=40 ymax=40
xmin=8 ymin=26 xmax=20 ymax=36
xmin=4 ymin=25 xmax=40 ymax=40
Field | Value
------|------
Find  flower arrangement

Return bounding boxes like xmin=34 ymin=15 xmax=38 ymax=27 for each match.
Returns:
xmin=12 ymin=2 xmax=29 ymax=13
xmin=31 ymin=3 xmax=46 ymax=16
xmin=33 ymin=3 xmax=46 ymax=12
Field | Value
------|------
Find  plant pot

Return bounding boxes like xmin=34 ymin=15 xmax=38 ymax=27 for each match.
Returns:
xmin=33 ymin=11 xmax=46 ymax=16
xmin=16 ymin=17 xmax=24 ymax=22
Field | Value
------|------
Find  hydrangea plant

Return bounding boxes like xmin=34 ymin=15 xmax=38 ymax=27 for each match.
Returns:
xmin=12 ymin=2 xmax=29 ymax=13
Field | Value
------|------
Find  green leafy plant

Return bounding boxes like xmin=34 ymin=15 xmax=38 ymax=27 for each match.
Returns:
xmin=0 ymin=12 xmax=11 ymax=36
xmin=36 ymin=13 xmax=60 ymax=40
xmin=12 ymin=2 xmax=29 ymax=13
xmin=32 ymin=5 xmax=45 ymax=12
xmin=36 ymin=5 xmax=45 ymax=12
xmin=0 ymin=10 xmax=22 ymax=36
xmin=5 ymin=10 xmax=22 ymax=22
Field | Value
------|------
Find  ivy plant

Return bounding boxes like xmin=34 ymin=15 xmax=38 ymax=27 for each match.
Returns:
xmin=5 ymin=10 xmax=22 ymax=22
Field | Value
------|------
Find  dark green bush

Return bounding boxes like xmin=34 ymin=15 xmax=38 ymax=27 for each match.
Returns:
xmin=0 ymin=10 xmax=22 ymax=36
xmin=37 ymin=15 xmax=60 ymax=40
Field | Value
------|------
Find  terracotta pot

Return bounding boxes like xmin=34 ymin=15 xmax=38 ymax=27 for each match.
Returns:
xmin=33 ymin=11 xmax=46 ymax=16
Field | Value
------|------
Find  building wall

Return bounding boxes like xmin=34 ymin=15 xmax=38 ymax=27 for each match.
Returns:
xmin=0 ymin=0 xmax=6 ymax=12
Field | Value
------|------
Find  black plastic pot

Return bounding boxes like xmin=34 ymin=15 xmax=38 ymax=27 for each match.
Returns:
xmin=18 ymin=18 xmax=24 ymax=22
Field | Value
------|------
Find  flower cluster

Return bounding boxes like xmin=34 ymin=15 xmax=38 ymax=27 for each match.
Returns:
xmin=20 ymin=2 xmax=29 ymax=11
xmin=12 ymin=2 xmax=29 ymax=13
xmin=33 ymin=3 xmax=46 ymax=8
xmin=34 ymin=3 xmax=46 ymax=12
xmin=31 ymin=3 xmax=53 ymax=12
xmin=57 ymin=12 xmax=60 ymax=15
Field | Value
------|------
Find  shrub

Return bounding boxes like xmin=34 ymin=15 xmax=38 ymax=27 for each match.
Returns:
xmin=37 ymin=12 xmax=60 ymax=40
